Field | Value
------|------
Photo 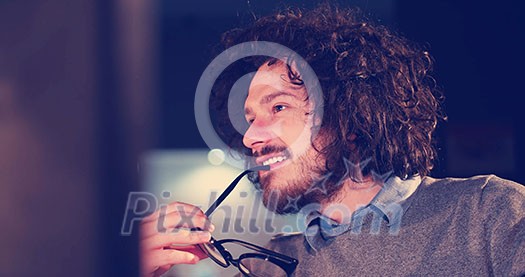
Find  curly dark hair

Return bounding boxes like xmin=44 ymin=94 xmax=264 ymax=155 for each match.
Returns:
xmin=210 ymin=3 xmax=446 ymax=181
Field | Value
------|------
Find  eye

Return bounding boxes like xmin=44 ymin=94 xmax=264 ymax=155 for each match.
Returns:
xmin=272 ymin=104 xmax=287 ymax=113
xmin=246 ymin=117 xmax=255 ymax=124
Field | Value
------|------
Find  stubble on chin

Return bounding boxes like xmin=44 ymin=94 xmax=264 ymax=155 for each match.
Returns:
xmin=259 ymin=165 xmax=329 ymax=214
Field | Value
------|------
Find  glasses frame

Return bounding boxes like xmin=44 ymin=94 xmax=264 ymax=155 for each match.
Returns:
xmin=197 ymin=165 xmax=298 ymax=276
xmin=200 ymin=237 xmax=298 ymax=276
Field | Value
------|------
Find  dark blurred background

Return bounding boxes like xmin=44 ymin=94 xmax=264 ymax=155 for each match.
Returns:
xmin=0 ymin=0 xmax=523 ymax=276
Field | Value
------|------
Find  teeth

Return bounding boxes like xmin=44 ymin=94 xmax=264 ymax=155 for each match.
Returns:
xmin=262 ymin=156 xmax=287 ymax=166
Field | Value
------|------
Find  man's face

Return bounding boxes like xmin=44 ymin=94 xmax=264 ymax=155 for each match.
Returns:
xmin=243 ymin=61 xmax=325 ymax=213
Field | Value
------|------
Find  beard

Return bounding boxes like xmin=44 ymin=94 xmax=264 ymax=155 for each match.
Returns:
xmin=247 ymin=145 xmax=345 ymax=215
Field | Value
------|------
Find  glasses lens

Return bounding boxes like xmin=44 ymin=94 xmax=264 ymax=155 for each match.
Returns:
xmin=200 ymin=242 xmax=228 ymax=267
xmin=239 ymin=257 xmax=288 ymax=277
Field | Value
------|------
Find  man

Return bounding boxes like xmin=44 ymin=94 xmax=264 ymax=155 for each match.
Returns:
xmin=140 ymin=4 xmax=525 ymax=276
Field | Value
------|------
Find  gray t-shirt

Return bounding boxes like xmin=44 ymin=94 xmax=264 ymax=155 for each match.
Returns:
xmin=260 ymin=175 xmax=525 ymax=276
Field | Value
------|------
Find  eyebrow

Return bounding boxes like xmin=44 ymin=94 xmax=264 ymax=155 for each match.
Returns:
xmin=244 ymin=91 xmax=301 ymax=116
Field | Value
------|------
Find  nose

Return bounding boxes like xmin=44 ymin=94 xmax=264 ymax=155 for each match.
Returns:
xmin=242 ymin=117 xmax=275 ymax=150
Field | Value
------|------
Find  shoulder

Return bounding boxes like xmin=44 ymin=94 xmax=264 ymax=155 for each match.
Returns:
xmin=421 ymin=174 xmax=524 ymax=196
xmin=418 ymin=175 xmax=525 ymax=216
xmin=476 ymin=175 xmax=525 ymax=220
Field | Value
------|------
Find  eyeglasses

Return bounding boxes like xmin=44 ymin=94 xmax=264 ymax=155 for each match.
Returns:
xmin=196 ymin=165 xmax=298 ymax=277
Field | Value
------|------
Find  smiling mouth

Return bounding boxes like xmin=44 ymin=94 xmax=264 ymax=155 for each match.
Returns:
xmin=262 ymin=155 xmax=288 ymax=166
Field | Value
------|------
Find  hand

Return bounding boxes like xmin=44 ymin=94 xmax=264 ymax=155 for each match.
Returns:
xmin=139 ymin=201 xmax=215 ymax=277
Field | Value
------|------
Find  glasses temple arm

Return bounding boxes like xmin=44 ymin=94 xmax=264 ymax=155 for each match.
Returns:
xmin=204 ymin=165 xmax=269 ymax=217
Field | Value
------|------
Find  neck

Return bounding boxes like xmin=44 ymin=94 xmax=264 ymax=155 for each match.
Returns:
xmin=320 ymin=176 xmax=382 ymax=224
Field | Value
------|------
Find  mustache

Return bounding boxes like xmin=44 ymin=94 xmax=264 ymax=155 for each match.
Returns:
xmin=253 ymin=145 xmax=289 ymax=157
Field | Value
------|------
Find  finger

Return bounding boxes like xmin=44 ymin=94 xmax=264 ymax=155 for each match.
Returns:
xmin=141 ymin=212 xmax=214 ymax=238
xmin=155 ymin=265 xmax=172 ymax=277
xmin=167 ymin=244 xmax=209 ymax=260
xmin=141 ymin=248 xmax=201 ymax=276
xmin=157 ymin=248 xmax=202 ymax=265
xmin=142 ymin=229 xmax=212 ymax=250
xmin=142 ymin=201 xmax=205 ymax=223
xmin=140 ymin=264 xmax=171 ymax=277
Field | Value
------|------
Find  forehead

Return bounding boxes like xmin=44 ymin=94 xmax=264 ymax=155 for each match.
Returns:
xmin=246 ymin=62 xmax=306 ymax=103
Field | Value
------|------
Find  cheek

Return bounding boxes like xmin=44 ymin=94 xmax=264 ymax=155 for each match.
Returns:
xmin=273 ymin=118 xmax=307 ymax=143
xmin=279 ymin=120 xmax=315 ymax=159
